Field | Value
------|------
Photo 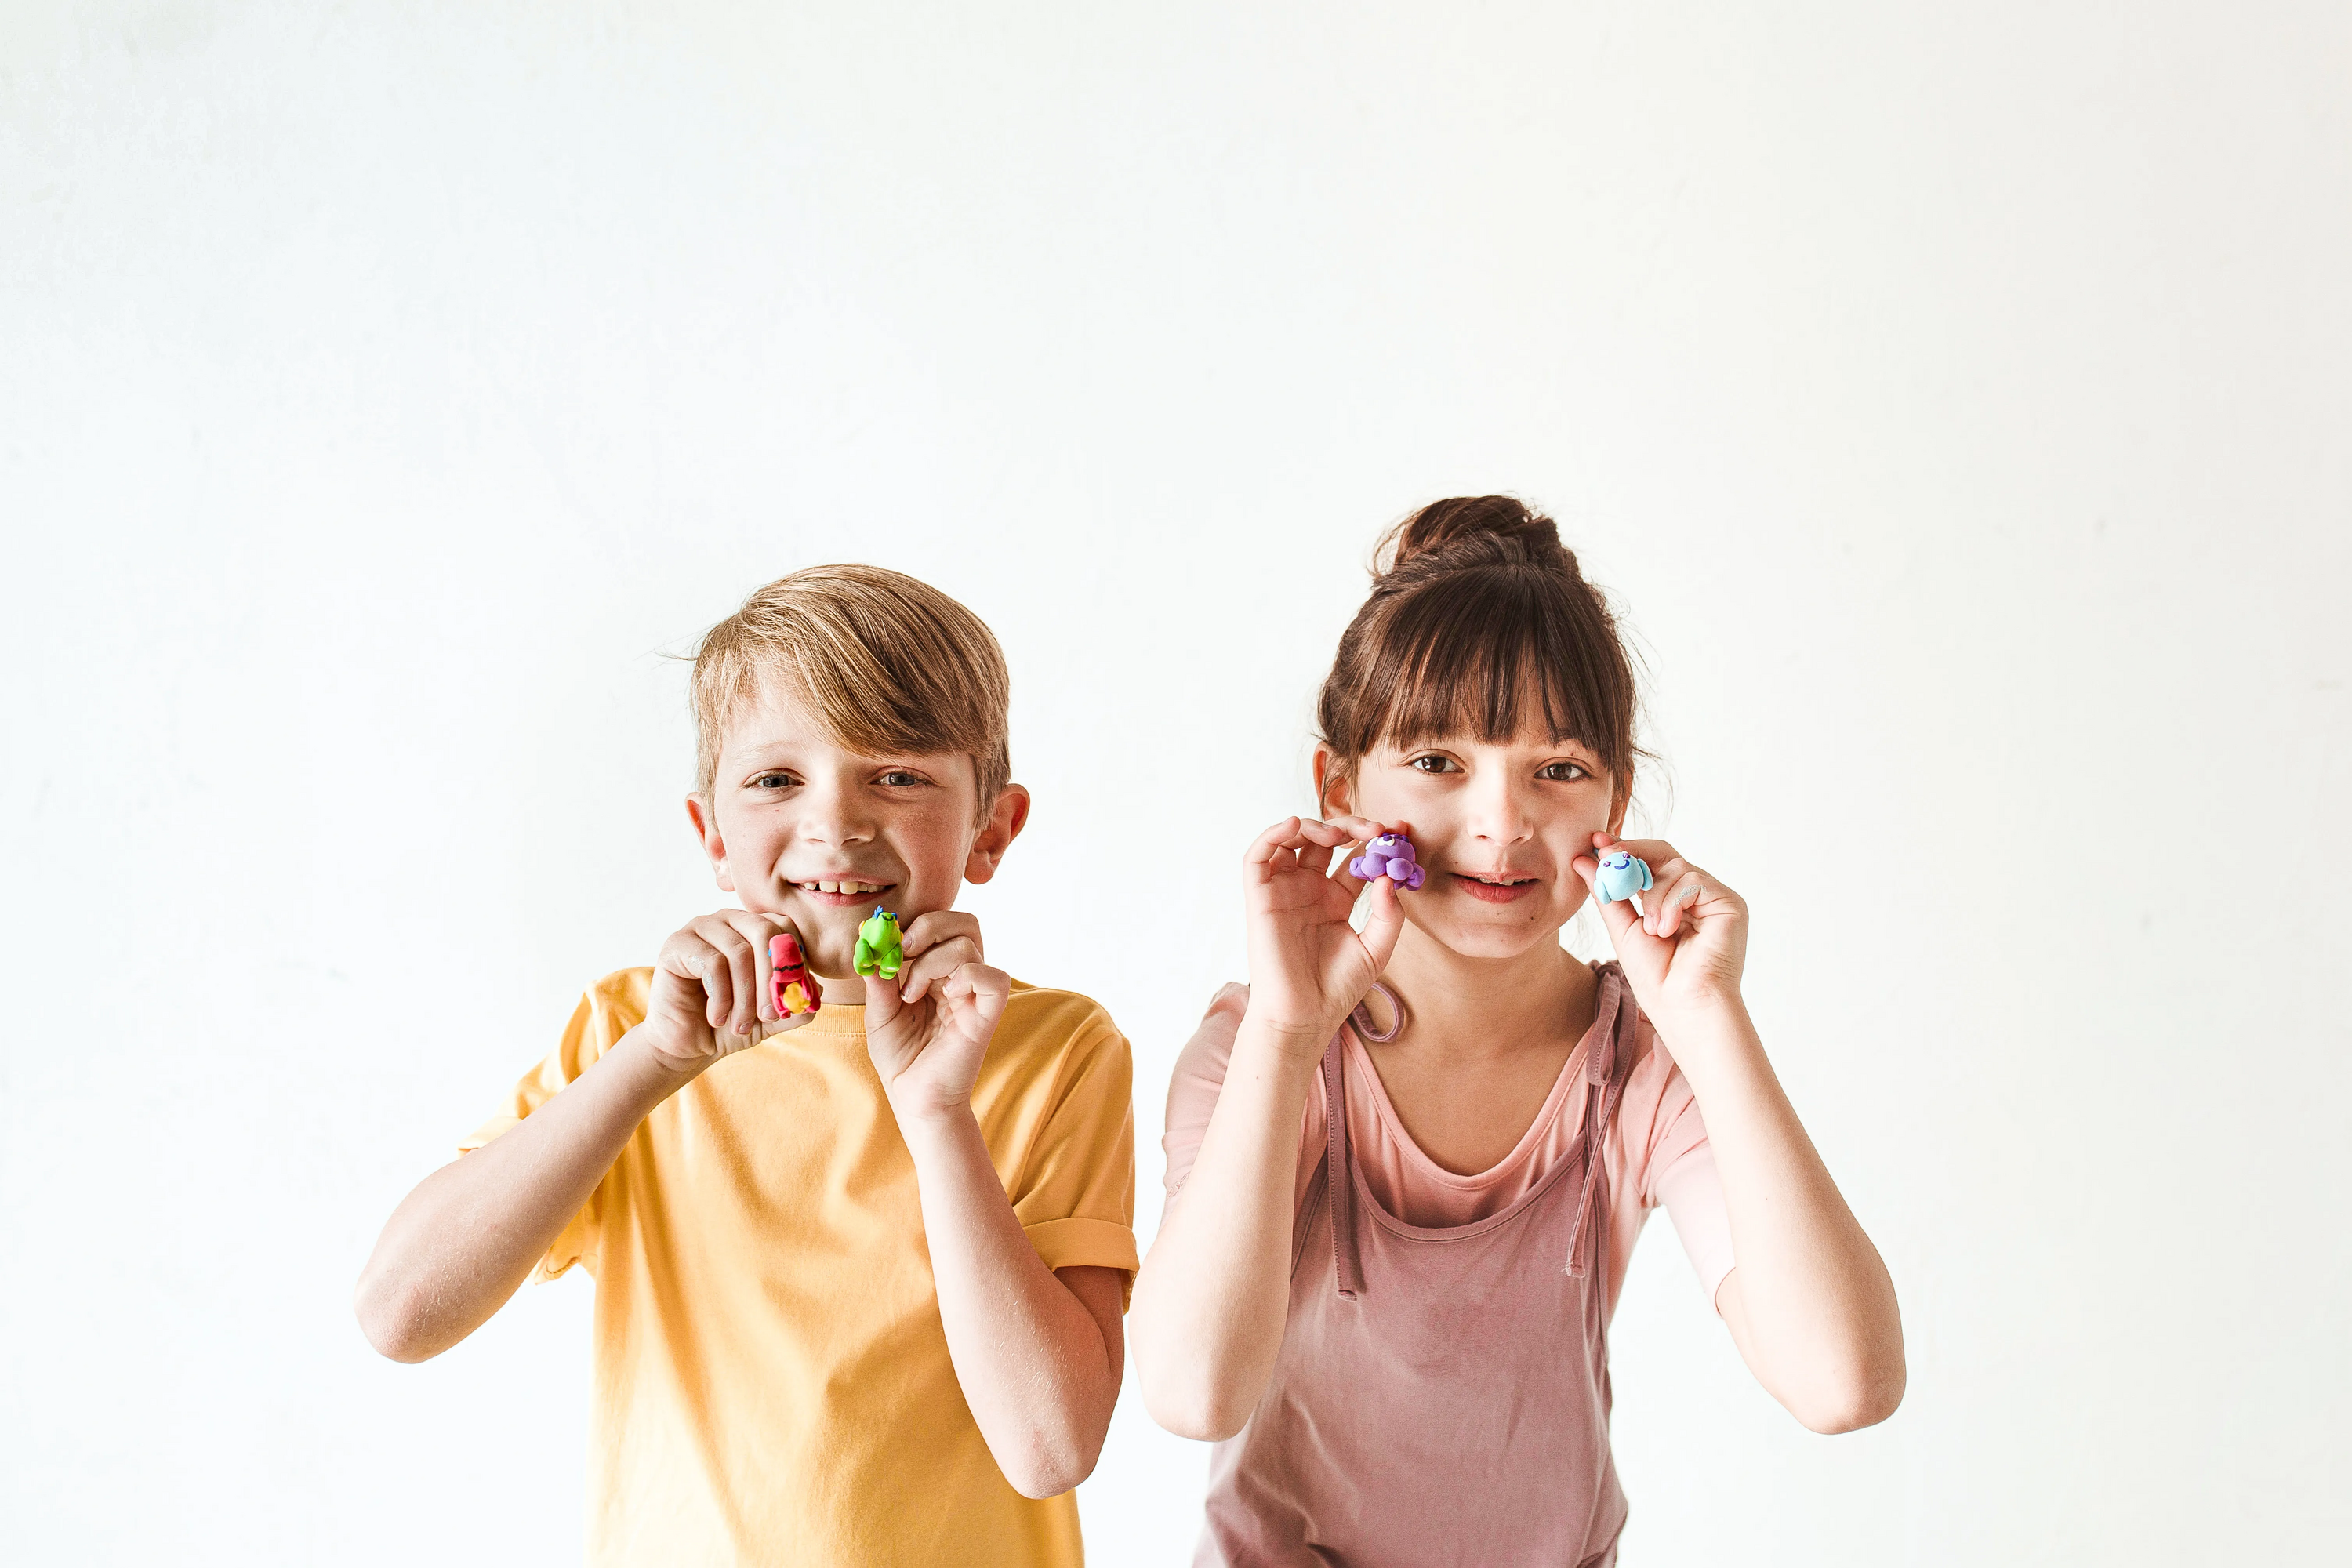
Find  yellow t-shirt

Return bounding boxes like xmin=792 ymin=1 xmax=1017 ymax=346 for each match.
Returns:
xmin=463 ymin=968 xmax=1138 ymax=1567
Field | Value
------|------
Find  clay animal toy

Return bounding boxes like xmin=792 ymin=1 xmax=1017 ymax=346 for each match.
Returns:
xmin=768 ymin=931 xmax=823 ymax=1017
xmin=854 ymin=906 xmax=905 ymax=980
xmin=1348 ymin=832 xmax=1427 ymax=891
xmin=1592 ymin=848 xmax=1654 ymax=911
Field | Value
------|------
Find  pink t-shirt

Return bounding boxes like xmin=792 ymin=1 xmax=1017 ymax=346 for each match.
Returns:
xmin=1161 ymin=972 xmax=1737 ymax=1313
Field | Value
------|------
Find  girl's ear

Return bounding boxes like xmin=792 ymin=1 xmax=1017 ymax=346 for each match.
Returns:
xmin=1312 ymin=745 xmax=1354 ymax=818
xmin=685 ymin=793 xmax=736 ymax=892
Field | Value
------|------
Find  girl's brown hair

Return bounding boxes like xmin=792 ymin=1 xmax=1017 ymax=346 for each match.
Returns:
xmin=1316 ymin=495 xmax=1642 ymax=822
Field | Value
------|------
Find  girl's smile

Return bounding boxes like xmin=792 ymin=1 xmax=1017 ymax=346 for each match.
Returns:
xmin=1446 ymin=871 xmax=1542 ymax=903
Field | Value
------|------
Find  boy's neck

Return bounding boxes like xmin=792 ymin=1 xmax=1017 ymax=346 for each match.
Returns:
xmin=1375 ymin=923 xmax=1596 ymax=1063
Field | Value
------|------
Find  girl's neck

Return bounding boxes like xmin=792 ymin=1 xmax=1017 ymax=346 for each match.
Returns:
xmin=1376 ymin=922 xmax=1595 ymax=1063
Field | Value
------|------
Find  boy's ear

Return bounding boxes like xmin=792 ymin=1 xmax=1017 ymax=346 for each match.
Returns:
xmin=1312 ymin=746 xmax=1353 ymax=818
xmin=684 ymin=793 xmax=737 ymax=893
xmin=963 ymin=783 xmax=1031 ymax=886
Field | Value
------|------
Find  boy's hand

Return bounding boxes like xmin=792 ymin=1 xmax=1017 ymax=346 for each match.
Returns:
xmin=643 ymin=909 xmax=822 ymax=1073
xmin=1573 ymin=832 xmax=1750 ymax=1033
xmin=1240 ymin=815 xmax=1408 ymax=1057
xmin=862 ymin=912 xmax=1005 ymax=1122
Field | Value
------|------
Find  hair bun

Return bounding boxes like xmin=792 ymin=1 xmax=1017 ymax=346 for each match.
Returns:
xmin=1379 ymin=495 xmax=1567 ymax=580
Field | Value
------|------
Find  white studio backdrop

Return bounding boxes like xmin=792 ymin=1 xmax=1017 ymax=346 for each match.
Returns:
xmin=4 ymin=4 xmax=2347 ymax=1564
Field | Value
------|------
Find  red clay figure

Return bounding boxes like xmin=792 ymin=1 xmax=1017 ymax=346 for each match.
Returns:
xmin=768 ymin=931 xmax=823 ymax=1017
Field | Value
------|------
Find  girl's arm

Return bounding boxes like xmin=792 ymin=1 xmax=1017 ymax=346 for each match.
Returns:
xmin=1583 ymin=836 xmax=1905 ymax=1433
xmin=1129 ymin=816 xmax=1406 ymax=1442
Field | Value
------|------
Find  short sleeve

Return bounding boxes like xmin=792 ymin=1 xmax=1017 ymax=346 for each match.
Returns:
xmin=1161 ymin=983 xmax=1251 ymax=1200
xmin=456 ymin=969 xmax=645 ymax=1282
xmin=1010 ymin=1011 xmax=1141 ymax=1303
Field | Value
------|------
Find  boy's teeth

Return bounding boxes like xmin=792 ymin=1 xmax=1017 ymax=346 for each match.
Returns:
xmin=808 ymin=880 xmax=883 ymax=895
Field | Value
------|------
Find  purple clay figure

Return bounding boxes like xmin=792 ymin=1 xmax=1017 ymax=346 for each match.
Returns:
xmin=1348 ymin=832 xmax=1427 ymax=891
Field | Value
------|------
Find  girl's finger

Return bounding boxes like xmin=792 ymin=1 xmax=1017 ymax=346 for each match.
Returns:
xmin=1577 ymin=864 xmax=1645 ymax=946
xmin=1357 ymin=876 xmax=1407 ymax=973
xmin=1650 ymin=869 xmax=1707 ymax=939
xmin=1247 ymin=816 xmax=1306 ymax=863
xmin=1639 ymin=856 xmax=1692 ymax=936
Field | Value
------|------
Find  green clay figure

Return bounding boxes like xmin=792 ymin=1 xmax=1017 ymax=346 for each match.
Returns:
xmin=854 ymin=905 xmax=905 ymax=980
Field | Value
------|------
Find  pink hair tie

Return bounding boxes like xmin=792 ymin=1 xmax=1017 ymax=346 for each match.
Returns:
xmin=1348 ymin=982 xmax=1404 ymax=1043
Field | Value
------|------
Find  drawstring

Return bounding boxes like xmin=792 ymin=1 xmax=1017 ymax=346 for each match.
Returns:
xmin=1564 ymin=967 xmax=1637 ymax=1281
xmin=1329 ymin=985 xmax=1395 ymax=1300
xmin=1323 ymin=1038 xmax=1364 ymax=1301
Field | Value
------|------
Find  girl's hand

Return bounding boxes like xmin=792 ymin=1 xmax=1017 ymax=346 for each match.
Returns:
xmin=1241 ymin=815 xmax=1408 ymax=1054
xmin=863 ymin=911 xmax=1006 ymax=1123
xmin=1574 ymin=833 xmax=1750 ymax=1030
xmin=643 ymin=909 xmax=825 ymax=1072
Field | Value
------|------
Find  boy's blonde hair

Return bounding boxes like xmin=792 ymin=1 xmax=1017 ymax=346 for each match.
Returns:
xmin=690 ymin=564 xmax=1011 ymax=819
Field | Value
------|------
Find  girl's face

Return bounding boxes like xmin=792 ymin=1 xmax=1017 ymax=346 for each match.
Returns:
xmin=1323 ymin=728 xmax=1617 ymax=963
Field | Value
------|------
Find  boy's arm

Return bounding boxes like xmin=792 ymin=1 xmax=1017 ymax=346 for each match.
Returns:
xmin=354 ymin=909 xmax=808 ymax=1362
xmin=354 ymin=1029 xmax=697 ymax=1361
xmin=901 ymin=1107 xmax=1125 ymax=1498
xmin=863 ymin=916 xmax=1124 ymax=1499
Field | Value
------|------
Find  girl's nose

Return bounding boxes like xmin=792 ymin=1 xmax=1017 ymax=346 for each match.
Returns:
xmin=1464 ymin=777 xmax=1537 ymax=845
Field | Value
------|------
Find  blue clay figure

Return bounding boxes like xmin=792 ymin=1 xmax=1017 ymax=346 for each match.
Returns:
xmin=1592 ymin=848 xmax=1653 ymax=908
xmin=1349 ymin=833 xmax=1427 ymax=891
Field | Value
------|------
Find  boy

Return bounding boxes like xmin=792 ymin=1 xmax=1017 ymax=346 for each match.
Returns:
xmin=355 ymin=565 xmax=1136 ymax=1565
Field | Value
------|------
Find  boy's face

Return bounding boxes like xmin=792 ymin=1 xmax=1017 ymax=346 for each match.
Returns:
xmin=1323 ymin=726 xmax=1617 ymax=963
xmin=687 ymin=680 xmax=1027 ymax=981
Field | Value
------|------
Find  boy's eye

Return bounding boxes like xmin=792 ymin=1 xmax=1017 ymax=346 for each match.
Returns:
xmin=753 ymin=772 xmax=798 ymax=790
xmin=1538 ymin=761 xmax=1589 ymax=782
xmin=878 ymin=771 xmax=927 ymax=788
xmin=1408 ymin=754 xmax=1461 ymax=775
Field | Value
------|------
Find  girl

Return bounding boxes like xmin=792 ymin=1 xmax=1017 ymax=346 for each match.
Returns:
xmin=1129 ymin=498 xmax=1904 ymax=1566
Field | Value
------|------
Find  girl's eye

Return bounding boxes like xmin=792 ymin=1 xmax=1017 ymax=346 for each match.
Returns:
xmin=1409 ymin=755 xmax=1462 ymax=775
xmin=1538 ymin=761 xmax=1589 ymax=782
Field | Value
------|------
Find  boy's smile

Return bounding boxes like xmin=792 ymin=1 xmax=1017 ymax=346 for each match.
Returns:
xmin=685 ymin=681 xmax=1027 ymax=981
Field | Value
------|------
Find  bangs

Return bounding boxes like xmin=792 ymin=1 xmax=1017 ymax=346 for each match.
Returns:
xmin=1356 ymin=566 xmax=1632 ymax=775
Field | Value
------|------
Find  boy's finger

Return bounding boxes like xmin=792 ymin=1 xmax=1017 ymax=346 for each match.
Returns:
xmin=706 ymin=923 xmax=760 ymax=1036
xmin=899 ymin=936 xmax=982 ymax=1003
xmin=860 ymin=969 xmax=905 ymax=1031
xmin=901 ymin=910 xmax=982 ymax=962
xmin=950 ymin=963 xmax=1013 ymax=1030
xmin=691 ymin=943 xmax=733 ymax=1029
xmin=724 ymin=910 xmax=782 ymax=1021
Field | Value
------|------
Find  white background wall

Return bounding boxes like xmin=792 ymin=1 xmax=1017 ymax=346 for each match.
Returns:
xmin=5 ymin=4 xmax=2347 ymax=1563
